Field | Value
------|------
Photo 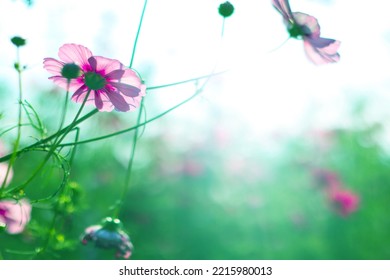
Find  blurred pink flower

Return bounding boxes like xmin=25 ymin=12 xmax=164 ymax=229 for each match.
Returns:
xmin=329 ymin=188 xmax=359 ymax=216
xmin=272 ymin=0 xmax=340 ymax=64
xmin=312 ymin=168 xmax=341 ymax=190
xmin=307 ymin=129 xmax=335 ymax=152
xmin=0 ymin=141 xmax=7 ymax=156
xmin=311 ymin=168 xmax=360 ymax=216
xmin=0 ymin=142 xmax=13 ymax=187
xmin=43 ymin=44 xmax=146 ymax=112
xmin=0 ymin=163 xmax=13 ymax=187
xmin=0 ymin=199 xmax=31 ymax=234
xmin=181 ymin=159 xmax=204 ymax=177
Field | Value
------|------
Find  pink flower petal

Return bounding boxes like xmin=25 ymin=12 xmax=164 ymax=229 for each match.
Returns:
xmin=114 ymin=68 xmax=146 ymax=97
xmin=58 ymin=44 xmax=93 ymax=66
xmin=49 ymin=76 xmax=84 ymax=92
xmin=71 ymin=85 xmax=89 ymax=102
xmin=43 ymin=58 xmax=65 ymax=75
xmin=96 ymin=91 xmax=115 ymax=112
xmin=94 ymin=91 xmax=103 ymax=110
xmin=0 ymin=199 xmax=31 ymax=234
xmin=105 ymin=69 xmax=125 ymax=80
xmin=292 ymin=12 xmax=320 ymax=37
xmin=106 ymin=90 xmax=130 ymax=112
xmin=85 ymin=225 xmax=101 ymax=235
xmin=272 ymin=0 xmax=293 ymax=21
xmin=122 ymin=92 xmax=145 ymax=112
xmin=89 ymin=56 xmax=123 ymax=75
xmin=110 ymin=82 xmax=140 ymax=97
xmin=119 ymin=68 xmax=144 ymax=84
xmin=304 ymin=38 xmax=340 ymax=65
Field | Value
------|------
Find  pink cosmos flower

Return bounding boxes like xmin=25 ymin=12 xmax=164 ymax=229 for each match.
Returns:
xmin=272 ymin=0 xmax=340 ymax=64
xmin=329 ymin=188 xmax=359 ymax=216
xmin=43 ymin=44 xmax=146 ymax=112
xmin=0 ymin=199 xmax=32 ymax=234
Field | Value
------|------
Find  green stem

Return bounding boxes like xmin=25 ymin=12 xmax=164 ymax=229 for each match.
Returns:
xmin=267 ymin=37 xmax=290 ymax=53
xmin=111 ymin=0 xmax=148 ymax=218
xmin=0 ymin=71 xmax=225 ymax=164
xmin=5 ymin=90 xmax=91 ymax=194
xmin=55 ymin=85 xmax=70 ymax=141
xmin=146 ymin=70 xmax=227 ymax=91
xmin=129 ymin=0 xmax=148 ymax=68
xmin=0 ymin=109 xmax=98 ymax=163
xmin=113 ymin=101 xmax=144 ymax=218
xmin=1 ymin=48 xmax=23 ymax=191
xmin=33 ymin=151 xmax=70 ymax=258
xmin=0 ymin=123 xmax=30 ymax=138
xmin=47 ymin=69 xmax=226 ymax=148
xmin=53 ymin=85 xmax=204 ymax=147
xmin=69 ymin=127 xmax=80 ymax=166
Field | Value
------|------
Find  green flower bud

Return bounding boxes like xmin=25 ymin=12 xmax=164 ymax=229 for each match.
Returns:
xmin=11 ymin=36 xmax=26 ymax=47
xmin=61 ymin=63 xmax=81 ymax=80
xmin=82 ymin=217 xmax=133 ymax=259
xmin=218 ymin=2 xmax=234 ymax=18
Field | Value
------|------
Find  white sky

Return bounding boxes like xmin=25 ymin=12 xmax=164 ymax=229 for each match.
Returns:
xmin=1 ymin=0 xmax=390 ymax=139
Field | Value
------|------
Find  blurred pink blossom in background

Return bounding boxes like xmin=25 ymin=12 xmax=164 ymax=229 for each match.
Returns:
xmin=312 ymin=168 xmax=360 ymax=216
xmin=181 ymin=159 xmax=204 ymax=177
xmin=313 ymin=168 xmax=342 ymax=190
xmin=329 ymin=188 xmax=360 ymax=216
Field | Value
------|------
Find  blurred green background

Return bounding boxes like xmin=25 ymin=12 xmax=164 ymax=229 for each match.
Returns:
xmin=1 ymin=89 xmax=390 ymax=259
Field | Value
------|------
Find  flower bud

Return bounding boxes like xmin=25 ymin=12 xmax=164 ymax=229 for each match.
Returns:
xmin=81 ymin=217 xmax=134 ymax=259
xmin=218 ymin=2 xmax=234 ymax=18
xmin=61 ymin=63 xmax=81 ymax=80
xmin=11 ymin=36 xmax=26 ymax=47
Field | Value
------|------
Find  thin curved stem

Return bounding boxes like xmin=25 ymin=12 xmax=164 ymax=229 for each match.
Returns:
xmin=146 ymin=70 xmax=228 ymax=91
xmin=0 ymin=109 xmax=98 ymax=163
xmin=221 ymin=17 xmax=226 ymax=37
xmin=0 ymin=123 xmax=30 ymax=138
xmin=113 ymin=101 xmax=144 ymax=218
xmin=0 ymin=71 xmax=226 ymax=164
xmin=1 ymin=48 xmax=23 ymax=190
xmin=267 ymin=37 xmax=291 ymax=53
xmin=55 ymin=85 xmax=70 ymax=141
xmin=33 ymin=152 xmax=70 ymax=259
xmin=129 ymin=0 xmax=148 ymax=68
xmin=112 ymin=0 xmax=148 ymax=217
xmin=54 ymin=87 xmax=203 ymax=147
xmin=5 ymin=90 xmax=91 ymax=194
xmin=51 ymin=67 xmax=220 ymax=148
